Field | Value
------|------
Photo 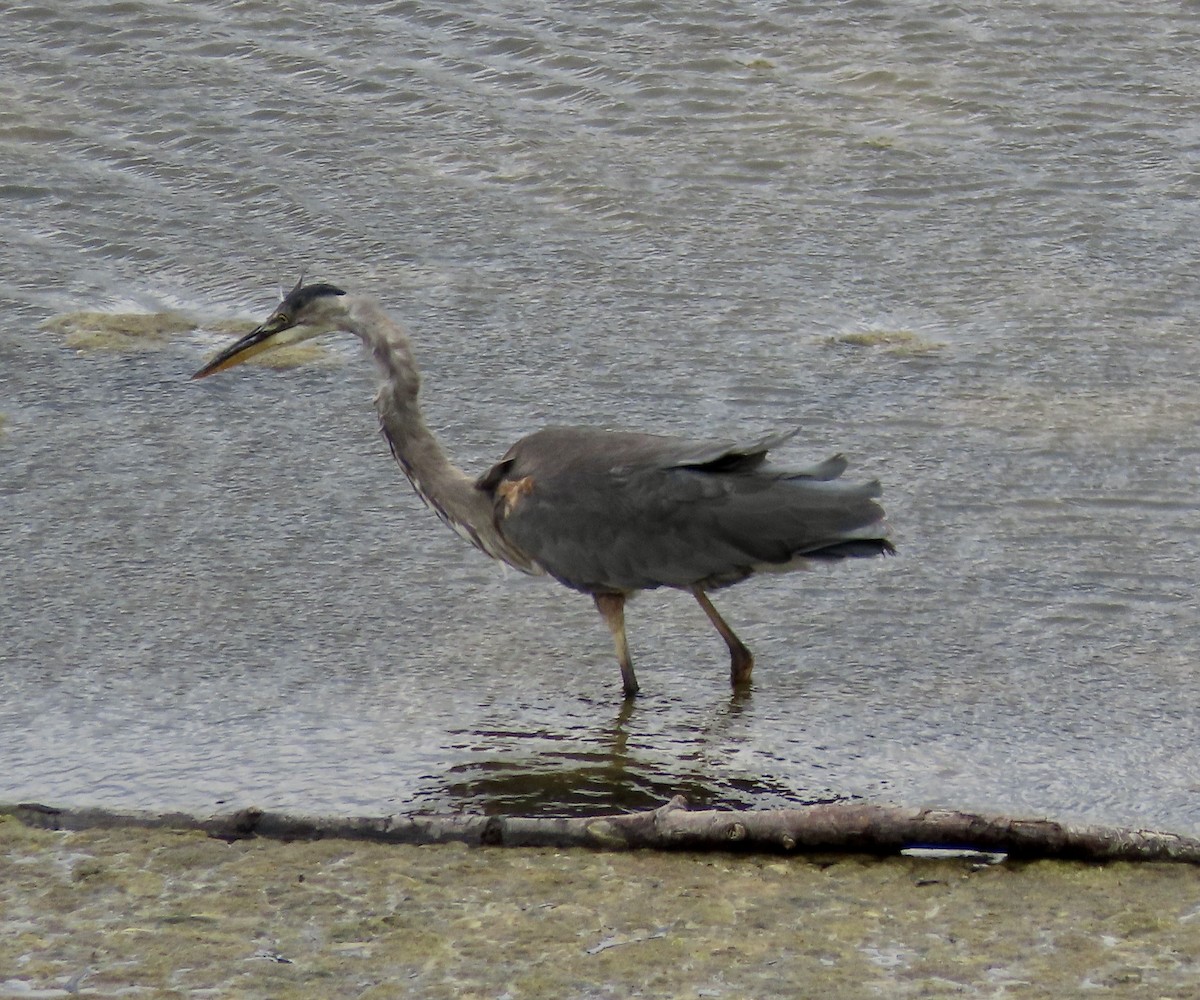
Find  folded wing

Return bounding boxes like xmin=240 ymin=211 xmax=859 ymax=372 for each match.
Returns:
xmin=478 ymin=426 xmax=892 ymax=594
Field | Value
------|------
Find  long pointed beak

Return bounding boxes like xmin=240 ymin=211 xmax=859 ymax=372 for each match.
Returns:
xmin=192 ymin=317 xmax=303 ymax=379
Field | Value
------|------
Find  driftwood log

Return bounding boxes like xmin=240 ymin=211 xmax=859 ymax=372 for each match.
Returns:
xmin=7 ymin=797 xmax=1200 ymax=863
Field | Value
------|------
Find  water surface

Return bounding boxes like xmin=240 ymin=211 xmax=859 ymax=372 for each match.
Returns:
xmin=2 ymin=1 xmax=1198 ymax=832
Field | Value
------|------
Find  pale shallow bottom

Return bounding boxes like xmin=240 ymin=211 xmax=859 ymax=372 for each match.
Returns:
xmin=2 ymin=817 xmax=1199 ymax=999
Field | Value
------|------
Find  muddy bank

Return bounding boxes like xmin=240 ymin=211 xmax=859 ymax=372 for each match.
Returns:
xmin=3 ymin=815 xmax=1200 ymax=998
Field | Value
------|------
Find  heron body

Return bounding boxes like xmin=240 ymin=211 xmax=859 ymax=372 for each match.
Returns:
xmin=194 ymin=281 xmax=893 ymax=697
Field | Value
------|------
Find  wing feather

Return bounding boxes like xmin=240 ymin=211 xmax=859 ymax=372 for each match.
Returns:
xmin=479 ymin=426 xmax=890 ymax=593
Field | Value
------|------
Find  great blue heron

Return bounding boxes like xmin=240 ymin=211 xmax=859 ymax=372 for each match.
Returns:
xmin=193 ymin=280 xmax=894 ymax=697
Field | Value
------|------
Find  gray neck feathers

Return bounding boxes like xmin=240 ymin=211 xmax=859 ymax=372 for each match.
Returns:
xmin=342 ymin=296 xmax=532 ymax=572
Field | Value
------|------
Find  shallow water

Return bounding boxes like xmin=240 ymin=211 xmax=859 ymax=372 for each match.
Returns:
xmin=2 ymin=1 xmax=1199 ymax=831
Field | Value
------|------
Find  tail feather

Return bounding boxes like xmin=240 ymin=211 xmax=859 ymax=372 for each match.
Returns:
xmin=786 ymin=453 xmax=849 ymax=482
xmin=804 ymin=538 xmax=896 ymax=560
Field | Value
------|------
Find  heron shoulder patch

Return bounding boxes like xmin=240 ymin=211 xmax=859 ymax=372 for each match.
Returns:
xmin=496 ymin=476 xmax=535 ymax=519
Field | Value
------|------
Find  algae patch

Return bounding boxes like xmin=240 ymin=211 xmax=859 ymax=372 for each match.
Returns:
xmin=827 ymin=328 xmax=943 ymax=356
xmin=41 ymin=310 xmax=196 ymax=351
xmin=42 ymin=311 xmax=332 ymax=369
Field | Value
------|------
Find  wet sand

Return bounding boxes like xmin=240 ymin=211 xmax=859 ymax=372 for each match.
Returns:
xmin=2 ymin=816 xmax=1199 ymax=998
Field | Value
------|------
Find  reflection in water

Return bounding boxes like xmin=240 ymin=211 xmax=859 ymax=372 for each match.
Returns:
xmin=419 ymin=698 xmax=857 ymax=816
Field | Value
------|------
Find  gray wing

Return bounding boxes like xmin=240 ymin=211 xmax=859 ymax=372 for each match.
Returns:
xmin=477 ymin=426 xmax=891 ymax=594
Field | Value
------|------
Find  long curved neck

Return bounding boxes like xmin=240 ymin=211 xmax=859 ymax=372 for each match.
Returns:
xmin=341 ymin=296 xmax=529 ymax=571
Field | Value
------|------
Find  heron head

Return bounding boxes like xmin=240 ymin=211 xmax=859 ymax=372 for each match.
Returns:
xmin=192 ymin=278 xmax=348 ymax=379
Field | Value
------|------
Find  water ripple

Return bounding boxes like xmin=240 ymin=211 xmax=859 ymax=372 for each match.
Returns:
xmin=1 ymin=0 xmax=1198 ymax=832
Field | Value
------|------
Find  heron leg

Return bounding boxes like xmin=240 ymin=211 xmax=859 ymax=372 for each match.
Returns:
xmin=691 ymin=587 xmax=754 ymax=688
xmin=593 ymin=593 xmax=639 ymax=698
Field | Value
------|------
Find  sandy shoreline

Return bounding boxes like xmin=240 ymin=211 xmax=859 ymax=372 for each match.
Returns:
xmin=3 ymin=815 xmax=1200 ymax=998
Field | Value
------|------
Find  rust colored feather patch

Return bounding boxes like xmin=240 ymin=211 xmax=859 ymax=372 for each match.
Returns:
xmin=496 ymin=476 xmax=535 ymax=519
